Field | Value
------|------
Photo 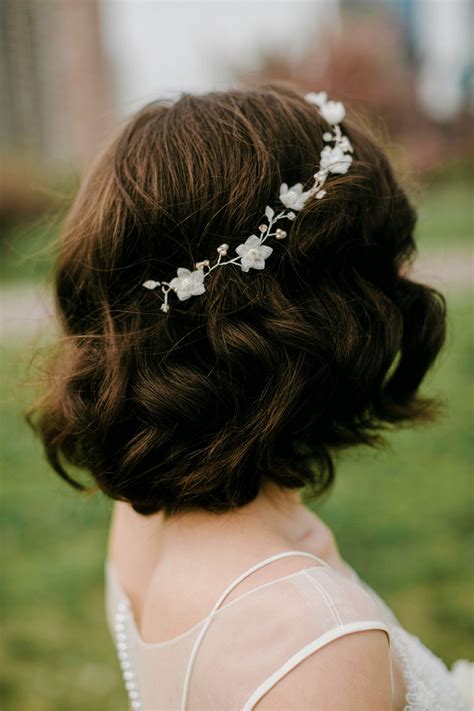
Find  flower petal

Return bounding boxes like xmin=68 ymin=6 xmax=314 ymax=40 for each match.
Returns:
xmin=260 ymin=245 xmax=273 ymax=259
xmin=245 ymin=235 xmax=262 ymax=247
xmin=289 ymin=182 xmax=304 ymax=195
xmin=190 ymin=269 xmax=205 ymax=283
xmin=175 ymin=289 xmax=193 ymax=301
xmin=191 ymin=283 xmax=206 ymax=296
xmin=305 ymin=91 xmax=327 ymax=107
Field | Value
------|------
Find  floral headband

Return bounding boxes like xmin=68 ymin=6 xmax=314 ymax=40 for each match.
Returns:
xmin=143 ymin=91 xmax=353 ymax=313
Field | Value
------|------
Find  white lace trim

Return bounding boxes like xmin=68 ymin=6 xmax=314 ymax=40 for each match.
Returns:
xmin=390 ymin=626 xmax=470 ymax=711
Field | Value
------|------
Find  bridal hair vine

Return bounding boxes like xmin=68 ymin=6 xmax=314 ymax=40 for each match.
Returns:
xmin=143 ymin=91 xmax=353 ymax=313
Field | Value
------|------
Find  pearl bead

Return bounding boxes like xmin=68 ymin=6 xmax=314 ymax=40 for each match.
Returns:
xmin=275 ymin=229 xmax=287 ymax=239
xmin=217 ymin=243 xmax=229 ymax=255
xmin=113 ymin=607 xmax=141 ymax=708
xmin=258 ymin=224 xmax=268 ymax=232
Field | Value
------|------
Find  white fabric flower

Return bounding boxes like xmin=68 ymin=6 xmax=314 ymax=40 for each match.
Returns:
xmin=319 ymin=145 xmax=353 ymax=174
xmin=235 ymin=235 xmax=273 ymax=273
xmin=279 ymin=183 xmax=311 ymax=211
xmin=169 ymin=267 xmax=206 ymax=301
xmin=304 ymin=91 xmax=327 ymax=108
xmin=338 ymin=135 xmax=353 ymax=153
xmin=450 ymin=659 xmax=474 ymax=707
xmin=319 ymin=100 xmax=346 ymax=125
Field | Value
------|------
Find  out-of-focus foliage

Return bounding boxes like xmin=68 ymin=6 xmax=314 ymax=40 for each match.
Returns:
xmin=0 ymin=164 xmax=78 ymax=283
xmin=0 ymin=159 xmax=57 ymax=238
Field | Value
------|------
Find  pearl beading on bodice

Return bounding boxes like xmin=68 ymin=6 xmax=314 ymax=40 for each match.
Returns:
xmin=114 ymin=599 xmax=142 ymax=710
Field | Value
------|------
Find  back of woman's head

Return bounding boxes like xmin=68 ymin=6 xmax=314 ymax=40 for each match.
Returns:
xmin=31 ymin=84 xmax=446 ymax=516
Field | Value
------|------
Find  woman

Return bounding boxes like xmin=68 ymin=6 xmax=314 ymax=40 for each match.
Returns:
xmin=30 ymin=86 xmax=470 ymax=709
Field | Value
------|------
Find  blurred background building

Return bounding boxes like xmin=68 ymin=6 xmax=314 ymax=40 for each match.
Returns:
xmin=1 ymin=0 xmax=113 ymax=166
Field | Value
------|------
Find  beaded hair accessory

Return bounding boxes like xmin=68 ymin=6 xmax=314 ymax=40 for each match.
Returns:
xmin=143 ymin=91 xmax=353 ymax=313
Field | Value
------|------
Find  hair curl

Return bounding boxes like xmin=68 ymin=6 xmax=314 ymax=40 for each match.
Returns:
xmin=29 ymin=85 xmax=446 ymax=516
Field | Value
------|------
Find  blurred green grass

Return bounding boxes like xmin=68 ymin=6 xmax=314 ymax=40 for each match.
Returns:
xmin=0 ymin=216 xmax=59 ymax=286
xmin=414 ymin=176 xmax=473 ymax=246
xmin=1 ymin=174 xmax=473 ymax=710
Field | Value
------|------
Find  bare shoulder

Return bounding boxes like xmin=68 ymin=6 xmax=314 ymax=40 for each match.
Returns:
xmin=254 ymin=628 xmax=392 ymax=711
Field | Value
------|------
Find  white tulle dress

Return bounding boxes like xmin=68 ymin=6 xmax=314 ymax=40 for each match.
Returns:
xmin=105 ymin=549 xmax=471 ymax=711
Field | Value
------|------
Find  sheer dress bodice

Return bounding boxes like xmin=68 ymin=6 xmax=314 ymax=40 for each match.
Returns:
xmin=105 ymin=550 xmax=469 ymax=711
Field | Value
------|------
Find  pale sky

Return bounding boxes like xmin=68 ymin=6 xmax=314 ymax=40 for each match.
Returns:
xmin=100 ymin=0 xmax=340 ymax=116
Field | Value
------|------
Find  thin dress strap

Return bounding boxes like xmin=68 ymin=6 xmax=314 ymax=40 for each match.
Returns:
xmin=180 ymin=550 xmax=328 ymax=711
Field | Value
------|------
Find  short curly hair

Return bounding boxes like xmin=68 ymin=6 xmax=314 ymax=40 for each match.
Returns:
xmin=29 ymin=85 xmax=446 ymax=517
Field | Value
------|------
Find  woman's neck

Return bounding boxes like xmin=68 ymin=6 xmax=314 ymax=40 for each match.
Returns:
xmin=155 ymin=482 xmax=315 ymax=557
xmin=108 ymin=481 xmax=339 ymax=590
xmin=108 ymin=483 xmax=348 ymax=614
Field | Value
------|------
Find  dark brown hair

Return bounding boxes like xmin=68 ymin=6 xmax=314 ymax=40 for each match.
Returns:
xmin=29 ymin=85 xmax=446 ymax=516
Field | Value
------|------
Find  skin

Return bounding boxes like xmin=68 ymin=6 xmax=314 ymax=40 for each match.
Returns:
xmin=108 ymin=483 xmax=352 ymax=634
xmin=108 ymin=483 xmax=400 ymax=709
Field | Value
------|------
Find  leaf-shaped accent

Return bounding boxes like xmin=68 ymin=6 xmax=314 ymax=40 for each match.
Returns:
xmin=265 ymin=206 xmax=275 ymax=221
xmin=143 ymin=280 xmax=160 ymax=290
